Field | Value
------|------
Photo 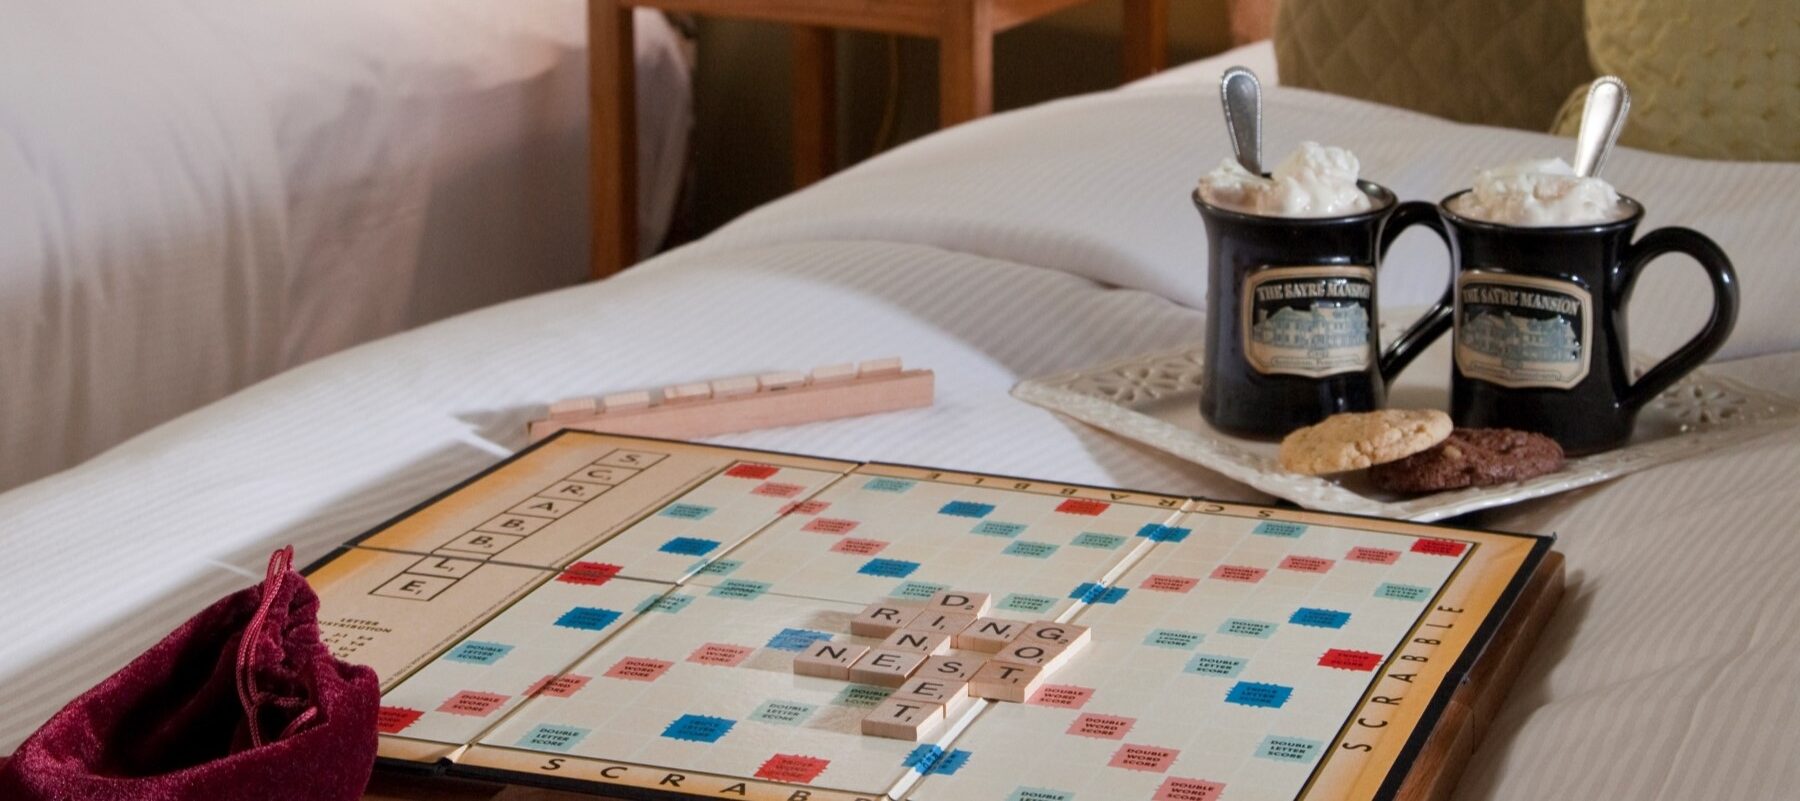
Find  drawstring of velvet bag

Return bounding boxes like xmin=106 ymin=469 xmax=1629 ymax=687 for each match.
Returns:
xmin=235 ymin=547 xmax=317 ymax=747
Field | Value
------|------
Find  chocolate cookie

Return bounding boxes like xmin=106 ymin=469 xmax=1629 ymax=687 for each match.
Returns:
xmin=1369 ymin=428 xmax=1565 ymax=493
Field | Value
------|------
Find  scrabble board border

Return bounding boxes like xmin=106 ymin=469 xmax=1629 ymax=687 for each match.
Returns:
xmin=307 ymin=430 xmax=1561 ymax=801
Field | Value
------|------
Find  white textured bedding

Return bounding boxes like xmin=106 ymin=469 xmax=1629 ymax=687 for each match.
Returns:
xmin=0 ymin=0 xmax=692 ymax=491
xmin=4 ymin=47 xmax=1800 ymax=800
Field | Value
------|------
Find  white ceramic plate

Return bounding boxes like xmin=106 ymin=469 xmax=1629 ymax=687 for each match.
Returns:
xmin=1012 ymin=327 xmax=1800 ymax=522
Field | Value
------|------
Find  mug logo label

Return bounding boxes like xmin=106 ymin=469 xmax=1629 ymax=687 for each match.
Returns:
xmin=1455 ymin=271 xmax=1592 ymax=390
xmin=1241 ymin=266 xmax=1375 ymax=378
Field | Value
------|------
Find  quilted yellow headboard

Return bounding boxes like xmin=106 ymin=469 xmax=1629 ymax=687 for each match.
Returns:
xmin=1550 ymin=0 xmax=1799 ymax=162
xmin=1274 ymin=0 xmax=1594 ymax=132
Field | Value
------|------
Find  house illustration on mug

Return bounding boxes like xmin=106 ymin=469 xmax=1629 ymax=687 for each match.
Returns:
xmin=1252 ymin=303 xmax=1370 ymax=358
xmin=1461 ymin=310 xmax=1580 ymax=368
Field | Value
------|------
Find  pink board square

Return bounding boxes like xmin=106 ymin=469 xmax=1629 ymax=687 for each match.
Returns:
xmin=1209 ymin=565 xmax=1267 ymax=583
xmin=1055 ymin=499 xmax=1110 ymax=516
xmin=830 ymin=538 xmax=888 ymax=555
xmin=376 ymin=706 xmax=423 ymax=734
xmin=754 ymin=482 xmax=807 ymax=498
xmin=1319 ymin=649 xmax=1384 ymax=671
xmin=1347 ymin=546 xmax=1401 ymax=565
xmin=1154 ymin=777 xmax=1227 ymax=801
xmin=755 ymin=754 xmax=830 ymax=784
xmin=437 ymin=690 xmax=510 ymax=717
xmin=558 ymin=561 xmax=622 ymax=585
xmin=1140 ymin=574 xmax=1199 ymax=593
xmin=525 ymin=674 xmax=593 ymax=697
xmin=1411 ymin=538 xmax=1469 ymax=557
xmin=1109 ymin=744 xmax=1180 ymax=773
xmin=726 ymin=463 xmax=780 ymax=479
xmin=1067 ymin=713 xmax=1136 ymax=740
xmin=1028 ymin=684 xmax=1095 ymax=709
xmin=605 ymin=657 xmax=674 ymax=682
xmin=1279 ymin=555 xmax=1335 ymax=573
xmin=687 ymin=643 xmax=755 ymax=667
xmin=781 ymin=500 xmax=831 ymax=515
xmin=803 ymin=518 xmax=859 ymax=535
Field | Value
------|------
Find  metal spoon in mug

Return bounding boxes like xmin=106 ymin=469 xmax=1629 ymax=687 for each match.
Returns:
xmin=1573 ymin=76 xmax=1630 ymax=178
xmin=1220 ymin=66 xmax=1263 ymax=175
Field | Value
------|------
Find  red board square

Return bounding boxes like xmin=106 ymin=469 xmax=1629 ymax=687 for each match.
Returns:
xmin=1027 ymin=684 xmax=1095 ymax=709
xmin=376 ymin=706 xmax=424 ymax=734
xmin=1109 ymin=744 xmax=1180 ymax=773
xmin=525 ymin=674 xmax=594 ymax=697
xmin=1347 ymin=546 xmax=1401 ymax=565
xmin=1140 ymin=574 xmax=1200 ymax=593
xmin=1154 ymin=777 xmax=1227 ymax=801
xmin=1055 ymin=499 xmax=1111 ymax=516
xmin=437 ymin=690 xmax=510 ymax=717
xmin=726 ymin=463 xmax=781 ymax=479
xmin=754 ymin=754 xmax=829 ymax=784
xmin=604 ymin=657 xmax=674 ymax=682
xmin=687 ymin=643 xmax=755 ymax=667
xmin=1319 ymin=649 xmax=1384 ymax=672
xmin=754 ymin=482 xmax=807 ymax=498
xmin=1067 ymin=713 xmax=1136 ymax=740
xmin=1209 ymin=565 xmax=1267 ymax=583
xmin=781 ymin=500 xmax=831 ymax=515
xmin=558 ymin=561 xmax=622 ymax=585
xmin=1279 ymin=555 xmax=1336 ymax=574
xmin=1411 ymin=538 xmax=1469 ymax=557
xmin=830 ymin=538 xmax=888 ymax=555
xmin=803 ymin=518 xmax=859 ymax=535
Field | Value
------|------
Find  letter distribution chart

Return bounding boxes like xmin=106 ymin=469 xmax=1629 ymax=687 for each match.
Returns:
xmin=308 ymin=432 xmax=1558 ymax=801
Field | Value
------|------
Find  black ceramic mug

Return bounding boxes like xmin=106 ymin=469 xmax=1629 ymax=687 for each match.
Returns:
xmin=1416 ymin=192 xmax=1740 ymax=455
xmin=1193 ymin=184 xmax=1452 ymax=438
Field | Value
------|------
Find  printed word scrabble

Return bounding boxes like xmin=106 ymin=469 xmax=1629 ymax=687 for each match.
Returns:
xmin=528 ymin=358 xmax=933 ymax=442
xmin=306 ymin=431 xmax=1560 ymax=801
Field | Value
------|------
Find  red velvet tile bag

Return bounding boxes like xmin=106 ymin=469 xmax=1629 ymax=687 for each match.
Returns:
xmin=0 ymin=548 xmax=379 ymax=801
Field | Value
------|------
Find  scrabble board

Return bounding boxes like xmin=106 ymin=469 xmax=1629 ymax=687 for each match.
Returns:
xmin=308 ymin=431 xmax=1559 ymax=801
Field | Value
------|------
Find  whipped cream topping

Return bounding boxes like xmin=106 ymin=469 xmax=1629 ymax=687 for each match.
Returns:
xmin=1448 ymin=158 xmax=1631 ymax=226
xmin=1198 ymin=142 xmax=1375 ymax=218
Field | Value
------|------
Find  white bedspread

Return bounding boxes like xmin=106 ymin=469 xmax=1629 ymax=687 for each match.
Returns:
xmin=3 ymin=47 xmax=1799 ymax=800
xmin=0 ymin=0 xmax=692 ymax=490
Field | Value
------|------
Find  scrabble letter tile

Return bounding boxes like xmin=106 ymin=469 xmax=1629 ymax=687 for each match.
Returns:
xmin=926 ymin=590 xmax=992 ymax=616
xmin=848 ymin=649 xmax=927 ymax=687
xmin=994 ymin=639 xmax=1075 ymax=671
xmin=953 ymin=617 xmax=1025 ymax=652
xmin=969 ymin=661 xmax=1046 ymax=703
xmin=1020 ymin=621 xmax=1091 ymax=649
xmin=882 ymin=630 xmax=951 ymax=656
xmin=860 ymin=697 xmax=943 ymax=741
xmin=918 ymin=656 xmax=979 ymax=682
xmin=891 ymin=678 xmax=969 ymax=708
xmin=794 ymin=642 xmax=870 ymax=680
xmin=851 ymin=603 xmax=922 ymax=638
xmin=906 ymin=611 xmax=977 ymax=636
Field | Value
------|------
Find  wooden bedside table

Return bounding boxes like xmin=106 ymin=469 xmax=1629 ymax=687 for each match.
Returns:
xmin=590 ymin=0 xmax=1170 ymax=279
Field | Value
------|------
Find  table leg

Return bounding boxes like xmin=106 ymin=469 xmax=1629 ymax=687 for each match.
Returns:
xmin=939 ymin=0 xmax=994 ymax=126
xmin=791 ymin=26 xmax=837 ymax=187
xmin=590 ymin=0 xmax=638 ymax=280
xmin=1122 ymin=0 xmax=1169 ymax=79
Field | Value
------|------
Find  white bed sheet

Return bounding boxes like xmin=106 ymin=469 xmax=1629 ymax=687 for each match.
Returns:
xmin=3 ymin=49 xmax=1800 ymax=801
xmin=0 ymin=0 xmax=692 ymax=491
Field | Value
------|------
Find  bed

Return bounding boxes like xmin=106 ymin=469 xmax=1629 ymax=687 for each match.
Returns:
xmin=0 ymin=0 xmax=693 ymax=491
xmin=4 ymin=41 xmax=1800 ymax=800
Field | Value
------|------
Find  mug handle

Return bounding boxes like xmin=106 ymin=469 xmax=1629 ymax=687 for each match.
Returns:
xmin=1376 ymin=200 xmax=1455 ymax=384
xmin=1617 ymin=227 xmax=1740 ymax=411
